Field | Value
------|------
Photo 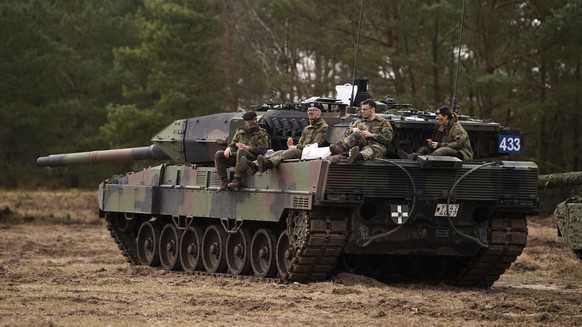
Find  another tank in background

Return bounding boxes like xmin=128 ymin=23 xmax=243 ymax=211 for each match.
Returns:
xmin=538 ymin=172 xmax=582 ymax=260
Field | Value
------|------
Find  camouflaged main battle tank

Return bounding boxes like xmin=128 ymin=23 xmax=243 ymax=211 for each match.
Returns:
xmin=37 ymin=80 xmax=538 ymax=287
xmin=538 ymin=172 xmax=582 ymax=260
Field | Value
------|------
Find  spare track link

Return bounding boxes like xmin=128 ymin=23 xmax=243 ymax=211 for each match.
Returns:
xmin=284 ymin=209 xmax=348 ymax=283
xmin=455 ymin=214 xmax=528 ymax=288
xmin=106 ymin=215 xmax=139 ymax=265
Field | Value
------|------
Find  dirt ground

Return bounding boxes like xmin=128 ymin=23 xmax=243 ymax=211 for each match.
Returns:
xmin=1 ymin=190 xmax=581 ymax=326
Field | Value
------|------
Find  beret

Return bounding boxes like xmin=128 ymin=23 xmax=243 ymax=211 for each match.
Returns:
xmin=242 ymin=111 xmax=257 ymax=120
xmin=308 ymin=102 xmax=323 ymax=110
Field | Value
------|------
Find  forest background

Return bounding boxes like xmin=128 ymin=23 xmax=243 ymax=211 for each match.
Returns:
xmin=1 ymin=0 xmax=581 ymax=213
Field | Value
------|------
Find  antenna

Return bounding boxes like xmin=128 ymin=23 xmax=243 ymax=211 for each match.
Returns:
xmin=451 ymin=0 xmax=467 ymax=112
xmin=350 ymin=0 xmax=365 ymax=106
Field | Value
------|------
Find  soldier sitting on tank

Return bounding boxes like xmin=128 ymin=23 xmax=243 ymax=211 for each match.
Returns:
xmin=241 ymin=103 xmax=329 ymax=174
xmin=214 ymin=111 xmax=270 ymax=191
xmin=398 ymin=106 xmax=473 ymax=161
xmin=329 ymin=99 xmax=393 ymax=164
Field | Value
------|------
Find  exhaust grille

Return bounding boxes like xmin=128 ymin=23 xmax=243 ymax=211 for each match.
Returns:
xmin=325 ymin=163 xmax=538 ymax=200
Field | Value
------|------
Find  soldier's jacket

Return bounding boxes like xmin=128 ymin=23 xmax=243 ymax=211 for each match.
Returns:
xmin=434 ymin=120 xmax=473 ymax=161
xmin=344 ymin=115 xmax=393 ymax=148
xmin=228 ymin=126 xmax=270 ymax=156
xmin=297 ymin=117 xmax=328 ymax=150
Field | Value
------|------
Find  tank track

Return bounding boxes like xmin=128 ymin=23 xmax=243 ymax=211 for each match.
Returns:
xmin=283 ymin=209 xmax=348 ymax=282
xmin=106 ymin=215 xmax=139 ymax=265
xmin=105 ymin=209 xmax=348 ymax=283
xmin=454 ymin=214 xmax=528 ymax=288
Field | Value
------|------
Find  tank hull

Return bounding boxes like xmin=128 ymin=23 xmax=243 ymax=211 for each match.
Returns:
xmin=100 ymin=156 xmax=538 ymax=287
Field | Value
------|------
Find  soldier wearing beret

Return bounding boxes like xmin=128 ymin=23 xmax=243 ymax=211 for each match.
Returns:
xmin=214 ymin=111 xmax=270 ymax=190
xmin=241 ymin=103 xmax=328 ymax=174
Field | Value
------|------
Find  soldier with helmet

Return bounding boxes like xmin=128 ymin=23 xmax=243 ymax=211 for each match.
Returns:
xmin=214 ymin=111 xmax=270 ymax=190
xmin=329 ymin=99 xmax=393 ymax=164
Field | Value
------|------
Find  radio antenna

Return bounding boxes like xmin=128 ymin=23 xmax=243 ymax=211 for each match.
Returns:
xmin=451 ymin=0 xmax=467 ymax=112
xmin=350 ymin=0 xmax=365 ymax=106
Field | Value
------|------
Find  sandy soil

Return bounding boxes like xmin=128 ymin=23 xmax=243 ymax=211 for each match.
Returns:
xmin=1 ymin=191 xmax=581 ymax=326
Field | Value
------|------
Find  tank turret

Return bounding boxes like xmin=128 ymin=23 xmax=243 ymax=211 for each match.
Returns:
xmin=37 ymin=80 xmax=521 ymax=168
xmin=37 ymin=113 xmax=239 ymax=167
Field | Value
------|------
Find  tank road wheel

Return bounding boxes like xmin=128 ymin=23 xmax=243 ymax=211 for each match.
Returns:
xmin=136 ymin=221 xmax=161 ymax=266
xmin=159 ymin=223 xmax=182 ymax=271
xmin=340 ymin=254 xmax=362 ymax=273
xmin=202 ymin=225 xmax=227 ymax=273
xmin=276 ymin=231 xmax=294 ymax=279
xmin=226 ymin=227 xmax=252 ymax=275
xmin=250 ymin=229 xmax=277 ymax=278
xmin=113 ymin=213 xmax=139 ymax=233
xmin=179 ymin=226 xmax=204 ymax=272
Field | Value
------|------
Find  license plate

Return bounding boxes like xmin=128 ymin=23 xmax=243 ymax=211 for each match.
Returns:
xmin=434 ymin=204 xmax=459 ymax=217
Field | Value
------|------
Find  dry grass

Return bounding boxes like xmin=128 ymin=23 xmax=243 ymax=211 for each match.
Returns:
xmin=1 ymin=190 xmax=581 ymax=326
xmin=0 ymin=189 xmax=100 ymax=224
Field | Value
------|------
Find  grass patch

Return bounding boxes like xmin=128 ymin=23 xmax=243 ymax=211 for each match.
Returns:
xmin=0 ymin=189 xmax=101 ymax=225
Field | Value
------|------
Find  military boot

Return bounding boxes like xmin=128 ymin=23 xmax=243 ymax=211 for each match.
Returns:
xmin=329 ymin=142 xmax=345 ymax=155
xmin=240 ymin=156 xmax=258 ymax=176
xmin=347 ymin=146 xmax=363 ymax=164
xmin=218 ymin=178 xmax=229 ymax=191
xmin=257 ymin=155 xmax=273 ymax=173
xmin=227 ymin=177 xmax=242 ymax=190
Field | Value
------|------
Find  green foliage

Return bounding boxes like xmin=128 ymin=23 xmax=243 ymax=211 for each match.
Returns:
xmin=1 ymin=0 xmax=582 ymax=199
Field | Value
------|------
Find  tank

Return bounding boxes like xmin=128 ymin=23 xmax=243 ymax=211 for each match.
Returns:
xmin=37 ymin=80 xmax=539 ymax=288
xmin=553 ymin=197 xmax=582 ymax=260
xmin=537 ymin=172 xmax=582 ymax=260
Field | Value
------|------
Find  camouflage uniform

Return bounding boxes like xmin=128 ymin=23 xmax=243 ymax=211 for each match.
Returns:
xmin=426 ymin=119 xmax=473 ymax=161
xmin=215 ymin=125 xmax=269 ymax=179
xmin=340 ymin=116 xmax=393 ymax=160
xmin=267 ymin=117 xmax=328 ymax=167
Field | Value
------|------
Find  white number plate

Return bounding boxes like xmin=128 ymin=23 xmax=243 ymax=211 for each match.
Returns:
xmin=434 ymin=204 xmax=459 ymax=217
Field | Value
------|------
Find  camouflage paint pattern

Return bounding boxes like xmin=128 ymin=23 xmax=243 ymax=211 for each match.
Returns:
xmin=264 ymin=148 xmax=301 ymax=167
xmin=100 ymin=160 xmax=328 ymax=222
xmin=430 ymin=119 xmax=473 ymax=161
xmin=554 ymin=198 xmax=582 ymax=250
xmin=295 ymin=117 xmax=328 ymax=151
xmin=215 ymin=125 xmax=269 ymax=179
xmin=264 ymin=117 xmax=328 ymax=167
xmin=36 ymin=145 xmax=169 ymax=167
xmin=98 ymin=156 xmax=538 ymax=257
xmin=37 ymin=85 xmax=548 ymax=284
xmin=338 ymin=115 xmax=392 ymax=160
xmin=37 ymin=108 xmax=522 ymax=169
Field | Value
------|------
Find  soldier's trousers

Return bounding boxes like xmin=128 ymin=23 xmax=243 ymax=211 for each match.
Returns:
xmin=342 ymin=133 xmax=386 ymax=160
xmin=266 ymin=148 xmax=302 ymax=167
xmin=215 ymin=149 xmax=258 ymax=179
xmin=417 ymin=146 xmax=463 ymax=160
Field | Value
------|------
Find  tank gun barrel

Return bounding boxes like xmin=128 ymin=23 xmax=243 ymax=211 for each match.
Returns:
xmin=36 ymin=144 xmax=170 ymax=167
xmin=538 ymin=172 xmax=582 ymax=190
